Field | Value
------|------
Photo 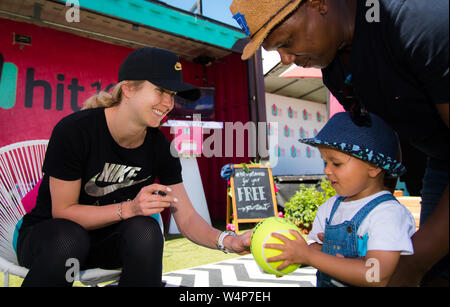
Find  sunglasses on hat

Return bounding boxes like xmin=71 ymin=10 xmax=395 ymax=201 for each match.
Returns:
xmin=339 ymin=74 xmax=372 ymax=127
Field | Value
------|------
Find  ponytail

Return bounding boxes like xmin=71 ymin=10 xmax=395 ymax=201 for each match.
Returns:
xmin=81 ymin=80 xmax=145 ymax=110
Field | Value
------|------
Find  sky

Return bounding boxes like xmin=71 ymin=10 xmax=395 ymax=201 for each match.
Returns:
xmin=159 ymin=0 xmax=236 ymax=26
xmin=157 ymin=0 xmax=282 ymax=72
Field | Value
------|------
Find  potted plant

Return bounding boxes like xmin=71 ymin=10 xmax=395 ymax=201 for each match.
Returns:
xmin=284 ymin=179 xmax=336 ymax=234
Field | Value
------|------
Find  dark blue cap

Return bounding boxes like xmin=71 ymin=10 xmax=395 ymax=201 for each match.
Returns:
xmin=118 ymin=47 xmax=200 ymax=101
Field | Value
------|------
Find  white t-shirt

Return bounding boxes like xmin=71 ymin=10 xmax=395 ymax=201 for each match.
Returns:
xmin=308 ymin=191 xmax=416 ymax=255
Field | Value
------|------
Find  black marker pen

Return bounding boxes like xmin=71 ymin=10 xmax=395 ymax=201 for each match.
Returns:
xmin=152 ymin=190 xmax=167 ymax=196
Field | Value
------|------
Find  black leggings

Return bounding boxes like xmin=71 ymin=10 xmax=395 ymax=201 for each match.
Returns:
xmin=17 ymin=216 xmax=164 ymax=287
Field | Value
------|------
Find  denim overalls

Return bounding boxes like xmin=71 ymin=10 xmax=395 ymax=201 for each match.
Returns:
xmin=316 ymin=193 xmax=397 ymax=287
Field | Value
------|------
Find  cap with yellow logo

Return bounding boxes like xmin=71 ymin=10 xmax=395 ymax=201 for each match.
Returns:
xmin=174 ymin=62 xmax=182 ymax=71
xmin=118 ymin=47 xmax=200 ymax=101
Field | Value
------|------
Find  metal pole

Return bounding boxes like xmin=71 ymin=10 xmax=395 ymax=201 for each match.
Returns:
xmin=190 ymin=0 xmax=203 ymax=15
xmin=198 ymin=0 xmax=203 ymax=15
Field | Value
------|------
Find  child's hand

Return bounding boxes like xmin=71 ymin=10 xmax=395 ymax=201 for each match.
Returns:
xmin=264 ymin=230 xmax=310 ymax=270
xmin=317 ymin=232 xmax=324 ymax=242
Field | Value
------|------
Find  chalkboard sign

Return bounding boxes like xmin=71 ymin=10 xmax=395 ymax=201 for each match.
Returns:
xmin=227 ymin=164 xmax=278 ymax=232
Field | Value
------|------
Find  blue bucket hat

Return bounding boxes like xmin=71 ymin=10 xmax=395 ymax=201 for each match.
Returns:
xmin=299 ymin=112 xmax=406 ymax=177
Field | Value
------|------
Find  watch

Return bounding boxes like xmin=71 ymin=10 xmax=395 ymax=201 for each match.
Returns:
xmin=217 ymin=231 xmax=237 ymax=254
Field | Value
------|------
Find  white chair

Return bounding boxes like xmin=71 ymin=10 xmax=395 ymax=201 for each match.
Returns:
xmin=0 ymin=140 xmax=122 ymax=286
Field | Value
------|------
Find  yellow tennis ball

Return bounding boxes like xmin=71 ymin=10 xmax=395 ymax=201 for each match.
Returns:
xmin=250 ymin=217 xmax=302 ymax=276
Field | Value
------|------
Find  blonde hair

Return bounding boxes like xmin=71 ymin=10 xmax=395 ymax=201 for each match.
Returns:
xmin=82 ymin=80 xmax=146 ymax=110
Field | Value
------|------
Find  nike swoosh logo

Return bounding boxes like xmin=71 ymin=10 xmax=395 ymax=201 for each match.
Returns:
xmin=84 ymin=173 xmax=152 ymax=197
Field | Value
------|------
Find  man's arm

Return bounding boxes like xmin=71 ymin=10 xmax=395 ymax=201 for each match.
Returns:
xmin=435 ymin=103 xmax=449 ymax=128
xmin=389 ymin=185 xmax=449 ymax=286
xmin=389 ymin=103 xmax=449 ymax=286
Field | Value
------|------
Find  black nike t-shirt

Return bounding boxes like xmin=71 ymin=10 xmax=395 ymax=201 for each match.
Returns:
xmin=20 ymin=108 xmax=182 ymax=229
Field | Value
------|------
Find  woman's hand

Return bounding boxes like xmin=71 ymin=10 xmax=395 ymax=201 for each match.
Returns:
xmin=228 ymin=230 xmax=253 ymax=255
xmin=122 ymin=184 xmax=177 ymax=219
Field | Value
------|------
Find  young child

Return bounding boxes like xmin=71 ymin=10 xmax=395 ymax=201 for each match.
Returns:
xmin=265 ymin=112 xmax=416 ymax=287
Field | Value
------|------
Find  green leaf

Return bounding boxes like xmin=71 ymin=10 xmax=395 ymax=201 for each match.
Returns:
xmin=284 ymin=179 xmax=336 ymax=230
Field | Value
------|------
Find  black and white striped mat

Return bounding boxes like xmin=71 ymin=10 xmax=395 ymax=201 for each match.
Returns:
xmin=162 ymin=255 xmax=317 ymax=287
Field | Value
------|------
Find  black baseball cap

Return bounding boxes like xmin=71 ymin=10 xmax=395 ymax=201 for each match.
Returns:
xmin=118 ymin=47 xmax=201 ymax=101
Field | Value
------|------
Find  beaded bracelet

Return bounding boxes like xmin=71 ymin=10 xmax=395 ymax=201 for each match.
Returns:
xmin=117 ymin=201 xmax=125 ymax=221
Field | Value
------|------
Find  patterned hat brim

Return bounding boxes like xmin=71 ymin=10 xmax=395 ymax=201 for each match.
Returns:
xmin=299 ymin=138 xmax=406 ymax=177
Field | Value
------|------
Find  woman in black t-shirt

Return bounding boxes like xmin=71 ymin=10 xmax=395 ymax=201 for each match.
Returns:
xmin=17 ymin=47 xmax=251 ymax=287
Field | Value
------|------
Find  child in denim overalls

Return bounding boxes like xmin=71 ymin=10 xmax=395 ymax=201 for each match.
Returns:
xmin=265 ymin=112 xmax=416 ymax=287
